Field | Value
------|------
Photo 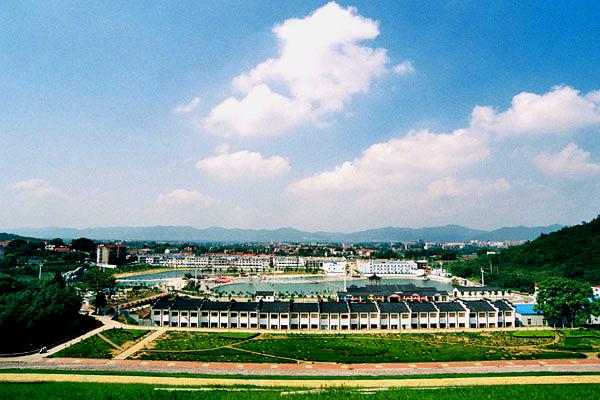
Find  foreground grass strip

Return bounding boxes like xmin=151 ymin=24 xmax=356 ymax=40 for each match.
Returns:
xmin=3 ymin=382 xmax=600 ymax=400
xmin=3 ymin=368 xmax=600 ymax=380
xmin=2 ymin=373 xmax=600 ymax=388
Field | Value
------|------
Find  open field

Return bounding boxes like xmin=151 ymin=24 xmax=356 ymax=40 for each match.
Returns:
xmin=2 ymin=377 xmax=600 ymax=399
xmin=127 ymin=330 xmax=588 ymax=363
xmin=51 ymin=329 xmax=150 ymax=359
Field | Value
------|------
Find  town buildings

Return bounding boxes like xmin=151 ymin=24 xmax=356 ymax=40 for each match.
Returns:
xmin=96 ymin=244 xmax=127 ymax=267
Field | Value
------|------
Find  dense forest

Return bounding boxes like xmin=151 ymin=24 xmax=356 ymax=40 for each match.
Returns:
xmin=449 ymin=216 xmax=600 ymax=292
xmin=0 ymin=273 xmax=100 ymax=353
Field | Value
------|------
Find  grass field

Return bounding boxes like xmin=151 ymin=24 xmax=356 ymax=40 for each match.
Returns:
xmin=51 ymin=328 xmax=150 ymax=359
xmin=2 ymin=382 xmax=600 ymax=400
xmin=130 ymin=330 xmax=588 ymax=363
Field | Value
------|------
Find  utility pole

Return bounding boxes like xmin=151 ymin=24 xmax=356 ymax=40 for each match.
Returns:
xmin=480 ymin=267 xmax=485 ymax=286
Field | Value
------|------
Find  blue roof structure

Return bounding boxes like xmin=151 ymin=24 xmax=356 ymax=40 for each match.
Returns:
xmin=514 ymin=303 xmax=543 ymax=315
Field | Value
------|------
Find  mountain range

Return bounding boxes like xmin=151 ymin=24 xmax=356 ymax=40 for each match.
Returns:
xmin=4 ymin=224 xmax=564 ymax=243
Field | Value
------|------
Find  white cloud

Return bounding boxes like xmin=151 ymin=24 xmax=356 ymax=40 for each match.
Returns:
xmin=173 ymin=97 xmax=200 ymax=114
xmin=288 ymin=128 xmax=489 ymax=193
xmin=196 ymin=150 xmax=291 ymax=180
xmin=471 ymin=86 xmax=600 ymax=135
xmin=427 ymin=177 xmax=511 ymax=198
xmin=393 ymin=60 xmax=415 ymax=75
xmin=533 ymin=143 xmax=600 ymax=180
xmin=11 ymin=179 xmax=65 ymax=199
xmin=156 ymin=189 xmax=217 ymax=207
xmin=204 ymin=2 xmax=390 ymax=137
xmin=204 ymin=84 xmax=312 ymax=137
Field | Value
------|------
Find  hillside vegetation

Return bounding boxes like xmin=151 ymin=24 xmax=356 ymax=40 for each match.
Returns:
xmin=449 ymin=216 xmax=600 ymax=292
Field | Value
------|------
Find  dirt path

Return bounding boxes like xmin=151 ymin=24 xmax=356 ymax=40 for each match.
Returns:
xmin=113 ymin=330 xmax=164 ymax=360
xmin=2 ymin=373 xmax=600 ymax=388
xmin=97 ymin=333 xmax=123 ymax=351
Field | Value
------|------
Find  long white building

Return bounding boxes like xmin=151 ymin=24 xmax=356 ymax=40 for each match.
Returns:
xmin=357 ymin=260 xmax=423 ymax=276
xmin=151 ymin=297 xmax=515 ymax=330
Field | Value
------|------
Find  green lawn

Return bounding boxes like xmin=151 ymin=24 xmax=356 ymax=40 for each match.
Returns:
xmin=51 ymin=336 xmax=115 ymax=359
xmin=51 ymin=329 xmax=150 ymax=359
xmin=148 ymin=331 xmax=257 ymax=351
xmin=132 ymin=330 xmax=587 ymax=363
xmin=546 ymin=329 xmax=600 ymax=352
xmin=2 ymin=382 xmax=600 ymax=400
xmin=102 ymin=329 xmax=149 ymax=347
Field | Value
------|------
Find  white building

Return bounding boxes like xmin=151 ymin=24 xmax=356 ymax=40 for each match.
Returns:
xmin=357 ymin=260 xmax=423 ymax=276
xmin=322 ymin=260 xmax=347 ymax=276
xmin=272 ymin=256 xmax=305 ymax=271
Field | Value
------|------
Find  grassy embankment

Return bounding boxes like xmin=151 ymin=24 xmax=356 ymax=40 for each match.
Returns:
xmin=126 ymin=329 xmax=596 ymax=363
xmin=51 ymin=328 xmax=149 ymax=359
xmin=2 ymin=382 xmax=600 ymax=400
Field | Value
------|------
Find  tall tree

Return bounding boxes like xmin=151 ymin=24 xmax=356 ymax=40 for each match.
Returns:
xmin=536 ymin=277 xmax=600 ymax=326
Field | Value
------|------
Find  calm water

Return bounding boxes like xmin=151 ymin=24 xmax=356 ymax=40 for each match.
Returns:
xmin=117 ymin=269 xmax=454 ymax=295
xmin=212 ymin=277 xmax=454 ymax=296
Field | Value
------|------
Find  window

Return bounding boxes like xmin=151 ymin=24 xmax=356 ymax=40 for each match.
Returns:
xmin=381 ymin=314 xmax=388 ymax=319
xmin=291 ymin=313 xmax=299 ymax=318
xmin=270 ymin=314 xmax=278 ymax=319
xmin=478 ymin=312 xmax=486 ymax=318
xmin=320 ymin=314 xmax=328 ymax=319
xmin=201 ymin=312 xmax=208 ymax=317
xmin=181 ymin=312 xmax=188 ymax=316
xmin=370 ymin=313 xmax=378 ymax=318
xmin=260 ymin=313 xmax=267 ymax=318
xmin=360 ymin=313 xmax=368 ymax=318
xmin=469 ymin=313 xmax=476 ymax=318
xmin=489 ymin=312 xmax=496 ymax=317
xmin=211 ymin=312 xmax=218 ymax=317
xmin=300 ymin=313 xmax=308 ymax=318
xmin=250 ymin=312 xmax=257 ymax=318
xmin=240 ymin=312 xmax=247 ymax=317
xmin=505 ymin=311 xmax=512 ymax=316
xmin=350 ymin=313 xmax=358 ymax=318
xmin=220 ymin=312 xmax=227 ymax=317
xmin=153 ymin=311 xmax=160 ymax=315
xmin=459 ymin=312 xmax=465 ymax=317
xmin=420 ymin=313 xmax=427 ymax=318
xmin=190 ymin=312 xmax=197 ymax=317
xmin=311 ymin=313 xmax=319 ymax=319
xmin=440 ymin=312 xmax=446 ymax=318
xmin=411 ymin=313 xmax=417 ymax=318
xmin=448 ymin=312 xmax=455 ymax=317
xmin=401 ymin=313 xmax=409 ymax=319
xmin=331 ymin=314 xmax=338 ymax=319
xmin=230 ymin=312 xmax=238 ymax=317
xmin=281 ymin=314 xmax=288 ymax=319
xmin=171 ymin=311 xmax=178 ymax=316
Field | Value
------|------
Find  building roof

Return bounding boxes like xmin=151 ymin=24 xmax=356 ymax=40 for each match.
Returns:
xmin=492 ymin=300 xmax=514 ymax=311
xmin=514 ymin=303 xmax=544 ymax=315
xmin=229 ymin=301 xmax=259 ymax=312
xmin=320 ymin=301 xmax=350 ymax=314
xmin=407 ymin=301 xmax=437 ymax=313
xmin=170 ymin=297 xmax=203 ymax=311
xmin=152 ymin=297 xmax=173 ymax=310
xmin=201 ymin=301 xmax=231 ymax=311
xmin=349 ymin=302 xmax=378 ymax=313
xmin=260 ymin=301 xmax=291 ymax=313
xmin=463 ymin=300 xmax=496 ymax=312
xmin=456 ymin=285 xmax=503 ymax=292
xmin=435 ymin=301 xmax=466 ymax=312
xmin=256 ymin=290 xmax=275 ymax=296
xmin=377 ymin=301 xmax=410 ymax=314
xmin=290 ymin=302 xmax=319 ymax=313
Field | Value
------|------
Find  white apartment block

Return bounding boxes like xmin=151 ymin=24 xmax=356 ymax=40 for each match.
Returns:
xmin=357 ymin=260 xmax=423 ymax=276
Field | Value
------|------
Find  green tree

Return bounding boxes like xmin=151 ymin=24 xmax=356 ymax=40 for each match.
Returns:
xmin=536 ymin=277 xmax=600 ymax=326
xmin=49 ymin=238 xmax=65 ymax=247
xmin=70 ymin=237 xmax=96 ymax=253
xmin=83 ymin=268 xmax=116 ymax=292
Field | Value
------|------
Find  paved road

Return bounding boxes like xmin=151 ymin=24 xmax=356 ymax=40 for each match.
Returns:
xmin=2 ymin=357 xmax=600 ymax=377
xmin=2 ymin=372 xmax=600 ymax=388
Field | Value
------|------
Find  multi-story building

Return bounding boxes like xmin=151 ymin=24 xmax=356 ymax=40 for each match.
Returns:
xmin=357 ymin=260 xmax=423 ymax=276
xmin=151 ymin=297 xmax=515 ymax=331
xmin=272 ymin=256 xmax=305 ymax=271
xmin=96 ymin=244 xmax=127 ymax=267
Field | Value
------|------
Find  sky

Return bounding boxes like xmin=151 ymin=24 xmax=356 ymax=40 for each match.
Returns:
xmin=1 ymin=1 xmax=599 ymax=232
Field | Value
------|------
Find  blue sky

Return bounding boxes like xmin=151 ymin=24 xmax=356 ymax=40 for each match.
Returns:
xmin=1 ymin=1 xmax=599 ymax=231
